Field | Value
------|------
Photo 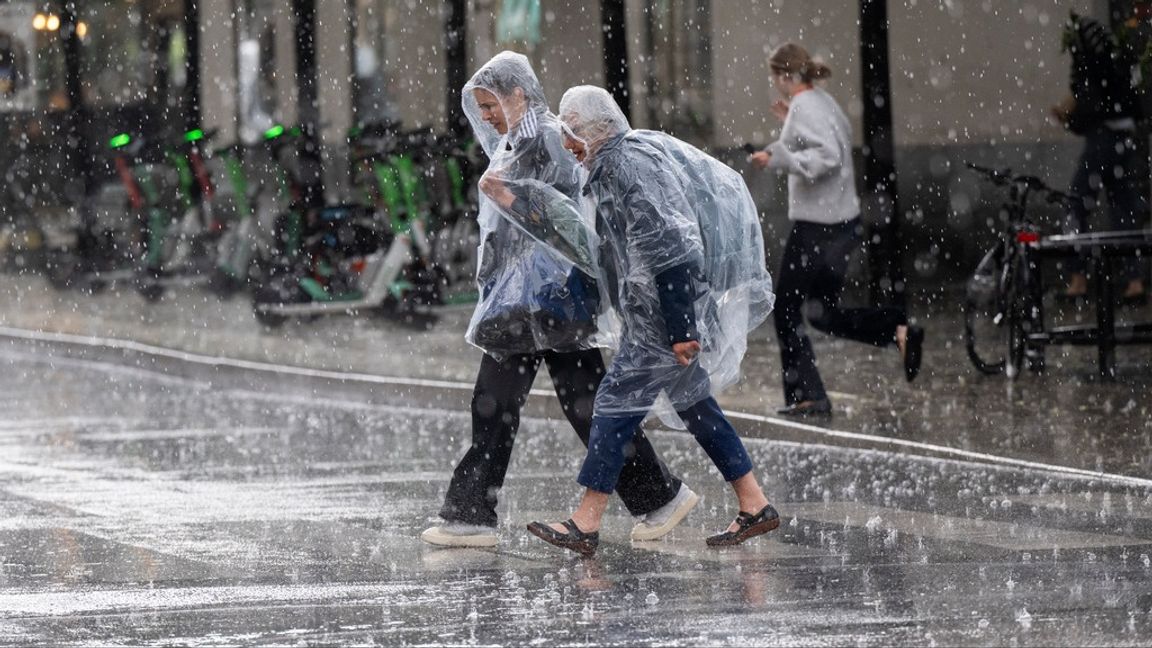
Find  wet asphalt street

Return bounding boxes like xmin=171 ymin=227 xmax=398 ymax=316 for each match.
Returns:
xmin=0 ymin=277 xmax=1151 ymax=645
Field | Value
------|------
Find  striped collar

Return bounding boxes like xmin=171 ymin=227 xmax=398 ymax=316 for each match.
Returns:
xmin=509 ymin=108 xmax=540 ymax=146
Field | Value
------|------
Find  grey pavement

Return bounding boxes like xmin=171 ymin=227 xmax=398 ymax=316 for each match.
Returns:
xmin=0 ymin=276 xmax=1151 ymax=645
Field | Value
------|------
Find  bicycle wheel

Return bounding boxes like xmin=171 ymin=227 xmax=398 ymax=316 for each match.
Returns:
xmin=1005 ymin=248 xmax=1043 ymax=379
xmin=964 ymin=245 xmax=1007 ymax=375
xmin=1005 ymin=275 xmax=1026 ymax=379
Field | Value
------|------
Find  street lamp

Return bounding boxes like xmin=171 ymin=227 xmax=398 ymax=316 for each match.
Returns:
xmin=32 ymin=13 xmax=63 ymax=32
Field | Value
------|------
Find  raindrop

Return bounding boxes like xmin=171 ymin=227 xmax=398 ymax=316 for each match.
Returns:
xmin=1016 ymin=608 xmax=1032 ymax=630
xmin=645 ymin=592 xmax=659 ymax=606
xmin=581 ymin=603 xmax=594 ymax=621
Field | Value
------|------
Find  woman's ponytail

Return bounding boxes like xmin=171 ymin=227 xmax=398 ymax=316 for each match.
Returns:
xmin=769 ymin=43 xmax=833 ymax=83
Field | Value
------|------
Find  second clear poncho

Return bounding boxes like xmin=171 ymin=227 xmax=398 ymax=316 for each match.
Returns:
xmin=557 ymin=86 xmax=775 ymax=419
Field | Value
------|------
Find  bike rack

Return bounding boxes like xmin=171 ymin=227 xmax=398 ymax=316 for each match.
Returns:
xmin=1030 ymin=229 xmax=1152 ymax=379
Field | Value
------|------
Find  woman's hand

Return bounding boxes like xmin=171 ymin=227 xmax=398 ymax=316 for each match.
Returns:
xmin=479 ymin=173 xmax=517 ymax=210
xmin=771 ymin=99 xmax=790 ymax=122
xmin=1050 ymin=94 xmax=1075 ymax=127
xmin=749 ymin=151 xmax=772 ymax=170
xmin=672 ymin=340 xmax=701 ymax=366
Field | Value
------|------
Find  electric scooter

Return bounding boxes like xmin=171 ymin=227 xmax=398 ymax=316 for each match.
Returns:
xmin=250 ymin=125 xmax=442 ymax=328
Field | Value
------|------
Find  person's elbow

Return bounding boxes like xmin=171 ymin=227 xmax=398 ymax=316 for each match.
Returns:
xmin=795 ymin=156 xmax=842 ymax=183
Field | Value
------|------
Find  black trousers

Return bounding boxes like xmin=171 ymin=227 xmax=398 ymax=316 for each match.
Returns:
xmin=1065 ymin=129 xmax=1149 ymax=282
xmin=773 ymin=218 xmax=907 ymax=405
xmin=438 ymin=348 xmax=681 ymax=527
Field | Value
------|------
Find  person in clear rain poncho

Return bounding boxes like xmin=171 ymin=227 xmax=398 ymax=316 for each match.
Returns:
xmin=525 ymin=85 xmax=780 ymax=556
xmin=421 ymin=54 xmax=700 ymax=549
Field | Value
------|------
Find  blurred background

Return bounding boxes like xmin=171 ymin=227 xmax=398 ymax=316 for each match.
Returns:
xmin=4 ymin=0 xmax=1148 ymax=291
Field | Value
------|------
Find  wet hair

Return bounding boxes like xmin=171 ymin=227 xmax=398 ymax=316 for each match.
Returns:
xmin=769 ymin=43 xmax=832 ymax=83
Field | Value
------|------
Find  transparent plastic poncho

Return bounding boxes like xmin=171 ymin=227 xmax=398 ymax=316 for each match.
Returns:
xmin=557 ymin=86 xmax=775 ymax=419
xmin=460 ymin=52 xmax=604 ymax=359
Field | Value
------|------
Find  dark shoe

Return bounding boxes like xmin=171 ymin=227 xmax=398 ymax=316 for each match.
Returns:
xmin=706 ymin=504 xmax=781 ymax=547
xmin=1121 ymin=291 xmax=1149 ymax=307
xmin=527 ymin=519 xmax=599 ymax=556
xmin=776 ymin=399 xmax=832 ymax=418
xmin=903 ymin=325 xmax=925 ymax=382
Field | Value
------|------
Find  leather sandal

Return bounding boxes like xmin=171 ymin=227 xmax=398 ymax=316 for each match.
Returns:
xmin=527 ymin=519 xmax=600 ymax=556
xmin=706 ymin=504 xmax=780 ymax=547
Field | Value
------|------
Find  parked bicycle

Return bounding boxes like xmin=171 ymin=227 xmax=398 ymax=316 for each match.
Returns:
xmin=963 ymin=163 xmax=1072 ymax=378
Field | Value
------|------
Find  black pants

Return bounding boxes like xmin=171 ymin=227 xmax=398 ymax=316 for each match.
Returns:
xmin=1065 ymin=129 xmax=1149 ymax=282
xmin=438 ymin=348 xmax=681 ymax=527
xmin=773 ymin=218 xmax=907 ymax=405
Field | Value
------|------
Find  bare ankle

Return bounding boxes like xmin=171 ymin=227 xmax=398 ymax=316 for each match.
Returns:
xmin=740 ymin=494 xmax=769 ymax=514
xmin=570 ymin=512 xmax=600 ymax=533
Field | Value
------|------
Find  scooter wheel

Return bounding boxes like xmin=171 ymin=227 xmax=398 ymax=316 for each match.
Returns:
xmin=45 ymin=254 xmax=79 ymax=291
xmin=255 ymin=309 xmax=287 ymax=329
xmin=209 ymin=270 xmax=243 ymax=299
xmin=87 ymin=279 xmax=109 ymax=295
xmin=137 ymin=280 xmax=165 ymax=302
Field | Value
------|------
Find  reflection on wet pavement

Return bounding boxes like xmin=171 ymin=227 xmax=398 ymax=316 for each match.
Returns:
xmin=0 ymin=343 xmax=1150 ymax=645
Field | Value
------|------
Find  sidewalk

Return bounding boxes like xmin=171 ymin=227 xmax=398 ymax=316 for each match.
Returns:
xmin=2 ymin=275 xmax=1150 ymax=478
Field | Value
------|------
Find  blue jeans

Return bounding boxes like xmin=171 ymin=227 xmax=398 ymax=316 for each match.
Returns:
xmin=578 ymin=396 xmax=754 ymax=494
xmin=1065 ymin=129 xmax=1149 ymax=282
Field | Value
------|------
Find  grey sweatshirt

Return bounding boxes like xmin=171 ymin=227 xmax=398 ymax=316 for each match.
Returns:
xmin=766 ymin=87 xmax=859 ymax=225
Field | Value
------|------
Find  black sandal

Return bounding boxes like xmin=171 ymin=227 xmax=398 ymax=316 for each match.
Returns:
xmin=706 ymin=504 xmax=780 ymax=547
xmin=527 ymin=519 xmax=600 ymax=556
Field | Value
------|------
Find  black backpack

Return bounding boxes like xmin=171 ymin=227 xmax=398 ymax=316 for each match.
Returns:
xmin=1065 ymin=14 xmax=1143 ymax=133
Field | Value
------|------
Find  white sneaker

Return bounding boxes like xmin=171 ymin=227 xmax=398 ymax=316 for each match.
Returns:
xmin=420 ymin=523 xmax=498 ymax=548
xmin=631 ymin=484 xmax=700 ymax=541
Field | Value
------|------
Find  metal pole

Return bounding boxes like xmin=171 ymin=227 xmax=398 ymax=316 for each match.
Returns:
xmin=59 ymin=2 xmax=91 ymax=206
xmin=445 ymin=0 xmax=468 ymax=138
xmin=184 ymin=0 xmax=202 ymax=131
xmin=600 ymin=0 xmax=631 ymax=122
xmin=292 ymin=0 xmax=324 ymax=205
xmin=642 ymin=0 xmax=657 ymax=128
xmin=858 ymin=0 xmax=905 ymax=307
